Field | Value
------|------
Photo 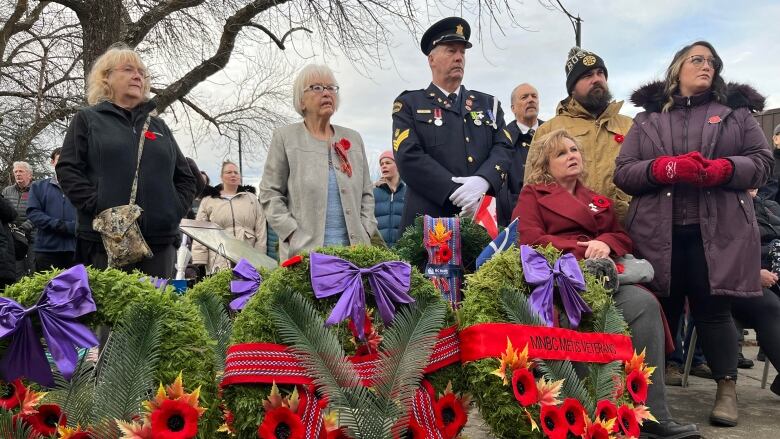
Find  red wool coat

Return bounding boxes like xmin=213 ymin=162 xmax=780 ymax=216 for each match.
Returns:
xmin=512 ymin=181 xmax=632 ymax=260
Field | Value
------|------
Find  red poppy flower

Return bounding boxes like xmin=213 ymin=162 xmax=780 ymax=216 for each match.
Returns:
xmin=150 ymin=399 xmax=200 ymax=439
xmin=0 ymin=379 xmax=26 ymax=410
xmin=708 ymin=115 xmax=722 ymax=124
xmin=626 ymin=369 xmax=649 ymax=404
xmin=595 ymin=400 xmax=619 ymax=432
xmin=437 ymin=245 xmax=452 ymax=263
xmin=397 ymin=417 xmax=426 ymax=439
xmin=592 ymin=195 xmax=610 ymax=209
xmin=258 ymin=406 xmax=305 ymax=439
xmin=617 ymin=404 xmax=640 ymax=438
xmin=583 ymin=422 xmax=611 ymax=439
xmin=434 ymin=393 xmax=467 ymax=438
xmin=561 ymin=398 xmax=586 ymax=436
xmin=337 ymin=138 xmax=351 ymax=151
xmin=614 ymin=134 xmax=625 ymax=143
xmin=540 ymin=405 xmax=568 ymax=439
xmin=281 ymin=255 xmax=303 ymax=267
xmin=144 ymin=131 xmax=157 ymax=140
xmin=23 ymin=403 xmax=66 ymax=436
xmin=511 ymin=368 xmax=539 ymax=407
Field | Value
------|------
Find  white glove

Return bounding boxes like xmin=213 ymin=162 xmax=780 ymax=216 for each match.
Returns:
xmin=449 ymin=176 xmax=489 ymax=208
xmin=460 ymin=199 xmax=480 ymax=218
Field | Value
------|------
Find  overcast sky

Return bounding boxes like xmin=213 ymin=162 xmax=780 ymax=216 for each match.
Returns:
xmin=173 ymin=0 xmax=780 ymax=188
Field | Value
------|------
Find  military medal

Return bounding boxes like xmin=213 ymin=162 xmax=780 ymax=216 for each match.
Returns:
xmin=434 ymin=108 xmax=443 ymax=126
xmin=470 ymin=111 xmax=483 ymax=126
xmin=487 ymin=109 xmax=498 ymax=129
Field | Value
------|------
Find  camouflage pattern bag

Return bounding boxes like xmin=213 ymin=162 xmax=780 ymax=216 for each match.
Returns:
xmin=92 ymin=115 xmax=153 ymax=267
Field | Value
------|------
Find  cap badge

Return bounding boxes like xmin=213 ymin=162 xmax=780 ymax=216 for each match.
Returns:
xmin=583 ymin=55 xmax=596 ymax=66
xmin=456 ymin=24 xmax=464 ymax=36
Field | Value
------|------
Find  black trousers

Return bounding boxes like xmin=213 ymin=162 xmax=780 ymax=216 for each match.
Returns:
xmin=35 ymin=251 xmax=74 ymax=271
xmin=75 ymin=239 xmax=176 ymax=278
xmin=659 ymin=225 xmax=738 ymax=381
xmin=732 ymin=286 xmax=780 ymax=376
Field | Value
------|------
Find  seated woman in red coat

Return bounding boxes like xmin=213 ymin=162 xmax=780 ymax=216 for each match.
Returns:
xmin=511 ymin=128 xmax=700 ymax=439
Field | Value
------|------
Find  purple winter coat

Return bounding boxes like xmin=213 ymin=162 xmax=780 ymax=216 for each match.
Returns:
xmin=614 ymin=82 xmax=772 ymax=298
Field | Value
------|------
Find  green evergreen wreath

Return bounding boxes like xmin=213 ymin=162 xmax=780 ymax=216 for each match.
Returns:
xmin=0 ymin=267 xmax=217 ymax=401
xmin=460 ymin=246 xmax=630 ymax=438
xmin=224 ymin=245 xmax=466 ymax=439
xmin=394 ymin=216 xmax=491 ymax=274
xmin=185 ymin=265 xmax=273 ymax=309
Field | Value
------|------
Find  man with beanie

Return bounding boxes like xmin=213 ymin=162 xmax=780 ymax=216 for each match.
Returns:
xmin=391 ymin=17 xmax=512 ymax=229
xmin=758 ymin=123 xmax=780 ymax=202
xmin=373 ymin=150 xmax=406 ymax=247
xmin=524 ymin=47 xmax=632 ymax=219
xmin=525 ymin=47 xmax=701 ymax=439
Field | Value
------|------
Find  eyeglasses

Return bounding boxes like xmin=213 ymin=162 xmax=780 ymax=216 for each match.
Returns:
xmin=112 ymin=65 xmax=150 ymax=79
xmin=686 ymin=55 xmax=721 ymax=70
xmin=304 ymin=84 xmax=340 ymax=94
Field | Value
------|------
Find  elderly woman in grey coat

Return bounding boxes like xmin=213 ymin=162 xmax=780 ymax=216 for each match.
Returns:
xmin=614 ymin=40 xmax=772 ymax=427
xmin=258 ymin=64 xmax=377 ymax=260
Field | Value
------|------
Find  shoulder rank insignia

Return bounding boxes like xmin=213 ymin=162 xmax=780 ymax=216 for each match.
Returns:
xmin=503 ymin=129 xmax=512 ymax=141
xmin=393 ymin=101 xmax=403 ymax=113
xmin=393 ymin=128 xmax=410 ymax=151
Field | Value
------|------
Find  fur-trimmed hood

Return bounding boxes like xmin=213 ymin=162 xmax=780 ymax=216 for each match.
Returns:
xmin=630 ymin=80 xmax=765 ymax=114
xmin=201 ymin=184 xmax=256 ymax=198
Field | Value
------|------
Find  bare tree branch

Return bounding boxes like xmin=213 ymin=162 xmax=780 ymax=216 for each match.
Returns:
xmin=123 ymin=0 xmax=207 ymax=47
xmin=244 ymin=23 xmax=311 ymax=50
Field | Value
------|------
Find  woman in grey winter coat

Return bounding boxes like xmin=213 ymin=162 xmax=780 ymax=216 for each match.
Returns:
xmin=614 ymin=41 xmax=772 ymax=427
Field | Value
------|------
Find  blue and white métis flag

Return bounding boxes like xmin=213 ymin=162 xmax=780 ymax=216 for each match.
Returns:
xmin=475 ymin=218 xmax=518 ymax=269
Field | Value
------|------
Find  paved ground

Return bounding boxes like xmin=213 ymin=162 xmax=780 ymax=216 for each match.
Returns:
xmin=461 ymin=332 xmax=779 ymax=438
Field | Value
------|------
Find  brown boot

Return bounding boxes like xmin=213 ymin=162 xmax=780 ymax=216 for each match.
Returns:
xmin=710 ymin=378 xmax=738 ymax=426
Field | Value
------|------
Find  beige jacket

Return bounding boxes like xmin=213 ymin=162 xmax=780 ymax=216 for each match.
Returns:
xmin=524 ymin=98 xmax=634 ymax=220
xmin=258 ymin=122 xmax=377 ymax=260
xmin=192 ymin=187 xmax=267 ymax=273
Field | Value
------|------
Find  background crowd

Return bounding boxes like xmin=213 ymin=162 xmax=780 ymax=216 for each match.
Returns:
xmin=2 ymin=17 xmax=780 ymax=439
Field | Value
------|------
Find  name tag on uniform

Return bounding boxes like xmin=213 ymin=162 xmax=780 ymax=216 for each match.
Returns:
xmin=416 ymin=109 xmax=432 ymax=114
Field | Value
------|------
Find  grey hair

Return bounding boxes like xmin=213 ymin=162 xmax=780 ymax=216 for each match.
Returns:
xmin=292 ymin=64 xmax=339 ymax=117
xmin=12 ymin=161 xmax=32 ymax=173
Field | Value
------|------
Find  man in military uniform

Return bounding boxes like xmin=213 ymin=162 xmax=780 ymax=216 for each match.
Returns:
xmin=498 ymin=83 xmax=544 ymax=226
xmin=392 ymin=17 xmax=512 ymax=230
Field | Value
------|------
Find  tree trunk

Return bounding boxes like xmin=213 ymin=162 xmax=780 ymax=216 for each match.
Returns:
xmin=80 ymin=0 xmax=125 ymax=73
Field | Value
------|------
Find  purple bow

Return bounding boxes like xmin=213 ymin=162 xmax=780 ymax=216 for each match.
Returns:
xmin=0 ymin=264 xmax=99 ymax=386
xmin=309 ymin=252 xmax=415 ymax=339
xmin=520 ymin=245 xmax=591 ymax=329
xmin=230 ymin=259 xmax=262 ymax=311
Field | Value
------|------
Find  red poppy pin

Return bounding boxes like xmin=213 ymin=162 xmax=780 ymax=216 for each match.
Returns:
xmin=614 ymin=134 xmax=624 ymax=143
xmin=708 ymin=115 xmax=722 ymax=124
xmin=337 ymin=138 xmax=351 ymax=151
xmin=144 ymin=131 xmax=156 ymax=140
xmin=281 ymin=255 xmax=303 ymax=267
xmin=592 ymin=195 xmax=611 ymax=209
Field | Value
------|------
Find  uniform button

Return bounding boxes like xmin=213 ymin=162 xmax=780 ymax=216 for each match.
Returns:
xmin=350 ymin=233 xmax=356 ymax=239
xmin=740 ymin=199 xmax=744 ymax=204
xmin=346 ymin=208 xmax=352 ymax=214
xmin=522 ymin=142 xmax=528 ymax=147
xmin=666 ymin=192 xmax=671 ymax=197
xmin=340 ymin=188 xmax=346 ymax=194
xmin=463 ymin=119 xmax=467 ymax=123
xmin=468 ymin=156 xmax=474 ymax=163
xmin=466 ymin=137 xmax=470 ymax=142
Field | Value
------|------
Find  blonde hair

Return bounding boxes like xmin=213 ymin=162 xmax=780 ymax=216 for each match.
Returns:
xmin=661 ymin=41 xmax=725 ymax=112
xmin=524 ymin=129 xmax=586 ymax=185
xmin=292 ymin=64 xmax=339 ymax=117
xmin=86 ymin=44 xmax=151 ymax=105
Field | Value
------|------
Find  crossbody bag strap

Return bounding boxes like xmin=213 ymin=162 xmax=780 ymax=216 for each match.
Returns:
xmin=129 ymin=115 xmax=152 ymax=205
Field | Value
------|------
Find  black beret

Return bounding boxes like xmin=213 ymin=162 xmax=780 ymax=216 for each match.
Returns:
xmin=420 ymin=17 xmax=472 ymax=55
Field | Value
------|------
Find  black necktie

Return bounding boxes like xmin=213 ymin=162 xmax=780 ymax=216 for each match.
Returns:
xmin=527 ymin=128 xmax=535 ymax=138
xmin=448 ymin=93 xmax=458 ymax=106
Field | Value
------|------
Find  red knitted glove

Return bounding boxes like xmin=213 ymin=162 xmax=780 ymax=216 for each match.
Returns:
xmin=699 ymin=158 xmax=734 ymax=187
xmin=650 ymin=154 xmax=705 ymax=185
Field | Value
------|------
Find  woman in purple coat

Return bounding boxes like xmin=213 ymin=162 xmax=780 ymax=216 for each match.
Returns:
xmin=614 ymin=41 xmax=772 ymax=427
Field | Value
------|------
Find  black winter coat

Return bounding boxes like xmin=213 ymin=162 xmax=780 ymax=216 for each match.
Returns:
xmin=0 ymin=194 xmax=18 ymax=281
xmin=57 ymin=100 xmax=197 ymax=245
xmin=754 ymin=195 xmax=780 ymax=268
